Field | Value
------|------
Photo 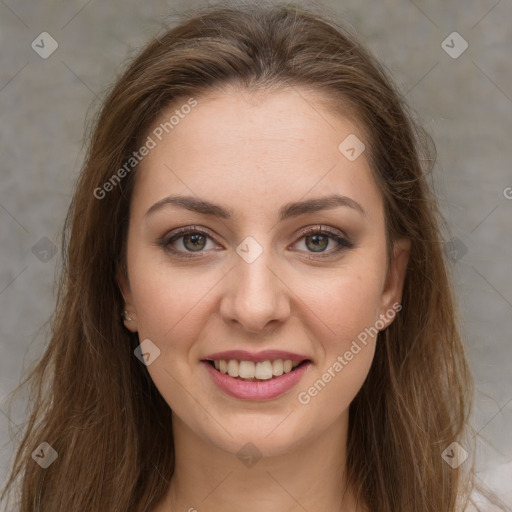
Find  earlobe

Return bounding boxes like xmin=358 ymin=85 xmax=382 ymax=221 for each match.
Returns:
xmin=379 ymin=238 xmax=411 ymax=329
xmin=122 ymin=309 xmax=138 ymax=332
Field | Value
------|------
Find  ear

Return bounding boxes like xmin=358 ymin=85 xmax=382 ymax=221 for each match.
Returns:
xmin=116 ymin=265 xmax=138 ymax=333
xmin=378 ymin=238 xmax=411 ymax=329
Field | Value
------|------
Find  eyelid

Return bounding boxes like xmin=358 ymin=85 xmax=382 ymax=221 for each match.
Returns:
xmin=296 ymin=225 xmax=350 ymax=243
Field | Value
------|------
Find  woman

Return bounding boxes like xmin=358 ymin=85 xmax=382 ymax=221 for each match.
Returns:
xmin=1 ymin=1 xmax=507 ymax=511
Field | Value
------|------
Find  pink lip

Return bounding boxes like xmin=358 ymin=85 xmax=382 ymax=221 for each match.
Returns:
xmin=203 ymin=349 xmax=310 ymax=363
xmin=202 ymin=360 xmax=312 ymax=401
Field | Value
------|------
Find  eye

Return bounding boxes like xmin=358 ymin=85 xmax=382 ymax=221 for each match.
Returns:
xmin=292 ymin=226 xmax=354 ymax=258
xmin=158 ymin=226 xmax=219 ymax=259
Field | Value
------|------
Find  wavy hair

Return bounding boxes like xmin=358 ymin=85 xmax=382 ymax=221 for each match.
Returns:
xmin=1 ymin=1 xmax=507 ymax=511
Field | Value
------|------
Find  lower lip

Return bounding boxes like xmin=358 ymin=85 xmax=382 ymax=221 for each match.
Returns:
xmin=202 ymin=361 xmax=311 ymax=401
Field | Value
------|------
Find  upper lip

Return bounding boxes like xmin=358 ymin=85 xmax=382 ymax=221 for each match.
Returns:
xmin=203 ymin=350 xmax=311 ymax=363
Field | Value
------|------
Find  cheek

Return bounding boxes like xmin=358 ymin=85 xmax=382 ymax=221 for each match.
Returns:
xmin=129 ymin=260 xmax=219 ymax=350
xmin=318 ymin=280 xmax=381 ymax=382
xmin=306 ymin=265 xmax=385 ymax=343
xmin=297 ymin=257 xmax=385 ymax=402
xmin=296 ymin=272 xmax=382 ymax=413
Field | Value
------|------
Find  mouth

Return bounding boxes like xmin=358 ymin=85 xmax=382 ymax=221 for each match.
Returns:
xmin=201 ymin=356 xmax=312 ymax=400
xmin=202 ymin=358 xmax=311 ymax=382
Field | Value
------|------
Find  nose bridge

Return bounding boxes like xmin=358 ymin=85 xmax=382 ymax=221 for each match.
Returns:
xmin=220 ymin=235 xmax=290 ymax=332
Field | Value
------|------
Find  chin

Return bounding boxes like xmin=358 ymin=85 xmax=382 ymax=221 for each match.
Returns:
xmin=198 ymin=413 xmax=318 ymax=459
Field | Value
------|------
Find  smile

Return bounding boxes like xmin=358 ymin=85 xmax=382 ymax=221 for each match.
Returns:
xmin=209 ymin=358 xmax=303 ymax=380
xmin=201 ymin=357 xmax=312 ymax=400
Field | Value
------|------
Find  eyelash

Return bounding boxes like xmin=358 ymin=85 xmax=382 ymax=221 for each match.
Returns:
xmin=157 ymin=225 xmax=354 ymax=260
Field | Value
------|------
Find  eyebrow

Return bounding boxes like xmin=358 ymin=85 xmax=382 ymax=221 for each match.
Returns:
xmin=145 ymin=193 xmax=367 ymax=221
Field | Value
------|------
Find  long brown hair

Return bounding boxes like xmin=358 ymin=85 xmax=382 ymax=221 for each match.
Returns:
xmin=1 ymin=1 xmax=507 ymax=510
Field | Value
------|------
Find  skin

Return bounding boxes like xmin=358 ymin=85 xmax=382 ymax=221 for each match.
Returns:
xmin=118 ymin=85 xmax=410 ymax=512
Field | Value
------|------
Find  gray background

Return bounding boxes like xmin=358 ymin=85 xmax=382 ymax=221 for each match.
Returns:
xmin=0 ymin=0 xmax=511 ymax=507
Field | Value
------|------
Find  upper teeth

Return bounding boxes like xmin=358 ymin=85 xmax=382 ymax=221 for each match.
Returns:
xmin=213 ymin=359 xmax=301 ymax=380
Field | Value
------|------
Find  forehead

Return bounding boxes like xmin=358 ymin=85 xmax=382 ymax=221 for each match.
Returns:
xmin=131 ymin=86 xmax=382 ymax=224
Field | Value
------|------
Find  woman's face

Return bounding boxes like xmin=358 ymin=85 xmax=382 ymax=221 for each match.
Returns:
xmin=119 ymin=86 xmax=409 ymax=457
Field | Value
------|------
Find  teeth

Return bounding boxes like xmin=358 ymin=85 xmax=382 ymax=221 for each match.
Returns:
xmin=255 ymin=361 xmax=273 ymax=380
xmin=272 ymin=359 xmax=284 ymax=376
xmin=239 ymin=360 xmax=255 ymax=379
xmin=227 ymin=360 xmax=238 ymax=378
xmin=213 ymin=358 xmax=304 ymax=380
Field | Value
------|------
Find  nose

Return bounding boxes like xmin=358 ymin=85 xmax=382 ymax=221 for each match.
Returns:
xmin=219 ymin=247 xmax=291 ymax=334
